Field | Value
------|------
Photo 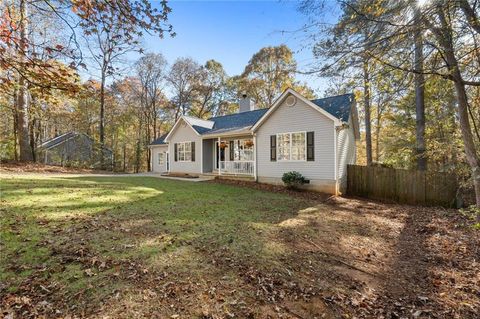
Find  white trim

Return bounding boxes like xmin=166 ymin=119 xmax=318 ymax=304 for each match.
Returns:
xmin=253 ymin=134 xmax=257 ymax=181
xmin=201 ymin=130 xmax=253 ymax=138
xmin=333 ymin=123 xmax=338 ymax=194
xmin=175 ymin=141 xmax=193 ymax=162
xmin=276 ymin=131 xmax=307 ymax=162
xmin=252 ymin=88 xmax=342 ymax=132
xmin=200 ymin=139 xmax=203 ymax=173
xmin=217 ymin=137 xmax=221 ymax=176
xmin=164 ymin=117 xmax=200 ymax=142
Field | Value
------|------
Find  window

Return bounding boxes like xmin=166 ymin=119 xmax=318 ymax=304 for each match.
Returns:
xmin=277 ymin=132 xmax=306 ymax=161
xmin=233 ymin=139 xmax=254 ymax=161
xmin=177 ymin=142 xmax=192 ymax=162
xmin=158 ymin=152 xmax=165 ymax=165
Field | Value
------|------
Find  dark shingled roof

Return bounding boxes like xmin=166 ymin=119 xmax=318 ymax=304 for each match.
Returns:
xmin=150 ymin=93 xmax=354 ymax=145
xmin=310 ymin=93 xmax=354 ymax=122
xmin=150 ymin=134 xmax=168 ymax=145
xmin=205 ymin=108 xmax=269 ymax=134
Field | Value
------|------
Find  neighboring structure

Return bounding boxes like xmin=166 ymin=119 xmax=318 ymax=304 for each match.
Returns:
xmin=37 ymin=132 xmax=113 ymax=169
xmin=149 ymin=89 xmax=360 ymax=194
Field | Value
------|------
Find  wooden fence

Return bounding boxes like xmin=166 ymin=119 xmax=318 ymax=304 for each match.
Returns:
xmin=347 ymin=165 xmax=458 ymax=207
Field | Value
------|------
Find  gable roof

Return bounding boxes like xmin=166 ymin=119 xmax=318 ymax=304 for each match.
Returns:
xmin=153 ymin=89 xmax=356 ymax=145
xmin=150 ymin=134 xmax=168 ymax=146
xmin=252 ymin=88 xmax=344 ymax=131
xmin=38 ymin=132 xmax=78 ymax=150
xmin=310 ymin=93 xmax=354 ymax=122
xmin=37 ymin=132 xmax=113 ymax=152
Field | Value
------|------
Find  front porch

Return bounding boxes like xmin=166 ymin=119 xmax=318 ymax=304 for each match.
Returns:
xmin=202 ymin=135 xmax=255 ymax=177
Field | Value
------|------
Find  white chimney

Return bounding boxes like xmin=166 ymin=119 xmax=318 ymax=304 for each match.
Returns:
xmin=238 ymin=92 xmax=256 ymax=113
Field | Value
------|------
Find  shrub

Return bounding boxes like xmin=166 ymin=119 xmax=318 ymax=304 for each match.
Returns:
xmin=282 ymin=171 xmax=306 ymax=189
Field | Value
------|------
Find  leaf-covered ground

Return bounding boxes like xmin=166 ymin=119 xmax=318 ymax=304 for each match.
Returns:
xmin=0 ymin=175 xmax=478 ymax=318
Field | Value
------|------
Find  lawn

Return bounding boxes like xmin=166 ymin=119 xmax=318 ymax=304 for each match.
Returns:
xmin=1 ymin=175 xmax=479 ymax=318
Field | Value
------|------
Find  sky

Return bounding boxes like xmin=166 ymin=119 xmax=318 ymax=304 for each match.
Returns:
xmin=138 ymin=0 xmax=340 ymax=95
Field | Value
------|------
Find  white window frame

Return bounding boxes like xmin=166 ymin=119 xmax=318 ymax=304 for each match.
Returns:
xmin=158 ymin=152 xmax=165 ymax=165
xmin=276 ymin=131 xmax=307 ymax=162
xmin=177 ymin=141 xmax=192 ymax=162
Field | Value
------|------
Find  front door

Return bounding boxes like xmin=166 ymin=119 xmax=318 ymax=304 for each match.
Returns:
xmin=215 ymin=142 xmax=225 ymax=169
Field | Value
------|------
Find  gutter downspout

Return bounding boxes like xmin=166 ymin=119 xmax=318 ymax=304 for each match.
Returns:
xmin=217 ymin=137 xmax=221 ymax=177
xmin=334 ymin=124 xmax=338 ymax=195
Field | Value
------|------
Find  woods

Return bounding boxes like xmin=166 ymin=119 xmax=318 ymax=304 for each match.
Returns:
xmin=0 ymin=0 xmax=479 ymax=207
xmin=299 ymin=0 xmax=480 ymax=207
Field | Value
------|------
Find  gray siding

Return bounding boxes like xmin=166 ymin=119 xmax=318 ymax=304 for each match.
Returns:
xmin=202 ymin=139 xmax=214 ymax=173
xmin=151 ymin=145 xmax=168 ymax=173
xmin=336 ymin=116 xmax=356 ymax=193
xmin=167 ymin=119 xmax=202 ymax=174
xmin=255 ymin=96 xmax=336 ymax=182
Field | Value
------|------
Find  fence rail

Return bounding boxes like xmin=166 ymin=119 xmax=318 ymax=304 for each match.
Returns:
xmin=220 ymin=161 xmax=254 ymax=175
xmin=347 ymin=165 xmax=458 ymax=207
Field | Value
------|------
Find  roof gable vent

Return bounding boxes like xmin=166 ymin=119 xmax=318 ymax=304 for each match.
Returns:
xmin=285 ymin=95 xmax=297 ymax=107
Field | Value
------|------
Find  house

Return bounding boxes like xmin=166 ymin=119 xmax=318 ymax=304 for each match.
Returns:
xmin=37 ymin=132 xmax=113 ymax=169
xmin=149 ymin=88 xmax=360 ymax=194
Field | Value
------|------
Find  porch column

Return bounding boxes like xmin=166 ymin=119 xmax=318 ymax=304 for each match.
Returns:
xmin=253 ymin=134 xmax=257 ymax=181
xmin=217 ymin=137 xmax=221 ymax=176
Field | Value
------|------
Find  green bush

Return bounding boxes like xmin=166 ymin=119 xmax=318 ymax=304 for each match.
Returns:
xmin=282 ymin=171 xmax=306 ymax=189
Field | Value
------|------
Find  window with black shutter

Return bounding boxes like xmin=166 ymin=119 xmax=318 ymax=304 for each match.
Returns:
xmin=174 ymin=143 xmax=178 ymax=161
xmin=270 ymin=135 xmax=276 ymax=161
xmin=307 ymin=131 xmax=314 ymax=161
xmin=191 ymin=142 xmax=195 ymax=162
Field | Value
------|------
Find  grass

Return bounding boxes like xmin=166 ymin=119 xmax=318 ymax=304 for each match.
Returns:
xmin=0 ymin=175 xmax=316 ymax=316
xmin=3 ymin=175 xmax=477 ymax=318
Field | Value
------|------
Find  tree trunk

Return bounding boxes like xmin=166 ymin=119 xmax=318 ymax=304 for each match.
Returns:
xmin=99 ymin=71 xmax=106 ymax=169
xmin=414 ymin=8 xmax=427 ymax=171
xmin=13 ymin=108 xmax=18 ymax=161
xmin=431 ymin=7 xmax=480 ymax=210
xmin=17 ymin=0 xmax=33 ymax=162
xmin=123 ymin=143 xmax=127 ymax=172
xmin=29 ymin=117 xmax=36 ymax=162
xmin=363 ymin=59 xmax=373 ymax=166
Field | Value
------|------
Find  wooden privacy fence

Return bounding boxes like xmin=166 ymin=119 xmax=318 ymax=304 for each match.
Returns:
xmin=347 ymin=165 xmax=458 ymax=207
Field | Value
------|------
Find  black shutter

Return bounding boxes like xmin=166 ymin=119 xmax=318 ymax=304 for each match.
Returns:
xmin=307 ymin=132 xmax=314 ymax=161
xmin=229 ymin=141 xmax=234 ymax=160
xmin=174 ymin=143 xmax=178 ymax=161
xmin=191 ymin=142 xmax=195 ymax=161
xmin=270 ymin=135 xmax=276 ymax=161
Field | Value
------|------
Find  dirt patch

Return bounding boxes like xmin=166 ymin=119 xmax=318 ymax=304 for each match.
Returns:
xmin=0 ymin=161 xmax=111 ymax=174
xmin=208 ymin=178 xmax=333 ymax=201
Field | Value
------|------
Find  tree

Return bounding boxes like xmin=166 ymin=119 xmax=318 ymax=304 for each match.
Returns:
xmin=167 ymin=57 xmax=202 ymax=120
xmin=135 ymin=53 xmax=168 ymax=169
xmin=300 ymin=0 xmax=480 ymax=208
xmin=239 ymin=45 xmax=297 ymax=108
xmin=16 ymin=0 xmax=32 ymax=161
xmin=414 ymin=4 xmax=427 ymax=171
xmin=190 ymin=59 xmax=229 ymax=119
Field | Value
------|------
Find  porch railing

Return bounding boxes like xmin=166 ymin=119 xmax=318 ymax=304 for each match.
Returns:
xmin=219 ymin=161 xmax=254 ymax=175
